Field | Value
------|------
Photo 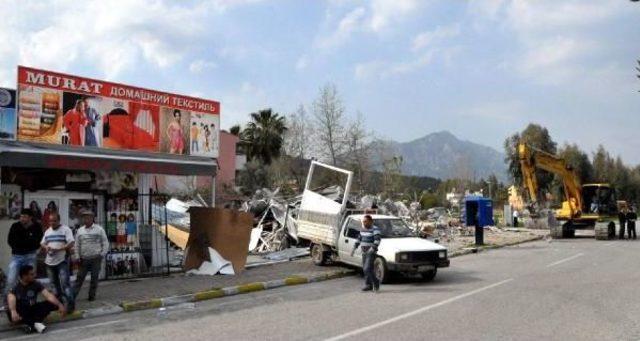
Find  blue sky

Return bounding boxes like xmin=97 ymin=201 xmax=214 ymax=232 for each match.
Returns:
xmin=1 ymin=0 xmax=639 ymax=163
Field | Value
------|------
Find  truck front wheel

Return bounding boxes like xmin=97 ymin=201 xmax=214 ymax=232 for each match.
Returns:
xmin=374 ymin=257 xmax=390 ymax=284
xmin=311 ymin=244 xmax=329 ymax=266
xmin=420 ymin=269 xmax=437 ymax=282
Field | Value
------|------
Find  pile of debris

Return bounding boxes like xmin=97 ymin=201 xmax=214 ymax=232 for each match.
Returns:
xmin=246 ymin=188 xmax=300 ymax=254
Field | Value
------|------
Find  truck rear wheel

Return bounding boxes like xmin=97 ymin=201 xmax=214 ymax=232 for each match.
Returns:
xmin=374 ymin=257 xmax=390 ymax=284
xmin=311 ymin=244 xmax=329 ymax=266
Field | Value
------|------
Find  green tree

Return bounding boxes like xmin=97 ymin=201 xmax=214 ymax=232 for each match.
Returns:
xmin=558 ymin=143 xmax=593 ymax=184
xmin=504 ymin=123 xmax=557 ymax=194
xmin=242 ymin=108 xmax=287 ymax=165
xmin=592 ymin=145 xmax=614 ymax=182
xmin=229 ymin=125 xmax=241 ymax=136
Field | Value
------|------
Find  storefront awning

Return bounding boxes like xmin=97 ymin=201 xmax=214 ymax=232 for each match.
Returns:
xmin=0 ymin=140 xmax=217 ymax=176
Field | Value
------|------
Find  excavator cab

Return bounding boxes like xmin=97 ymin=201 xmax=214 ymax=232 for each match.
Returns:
xmin=581 ymin=184 xmax=617 ymax=216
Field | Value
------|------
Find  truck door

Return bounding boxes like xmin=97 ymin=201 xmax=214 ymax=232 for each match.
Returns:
xmin=339 ymin=218 xmax=362 ymax=266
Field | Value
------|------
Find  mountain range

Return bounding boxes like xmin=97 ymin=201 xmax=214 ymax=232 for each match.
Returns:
xmin=371 ymin=131 xmax=508 ymax=182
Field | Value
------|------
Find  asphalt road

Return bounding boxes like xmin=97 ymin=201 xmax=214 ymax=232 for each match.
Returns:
xmin=3 ymin=237 xmax=640 ymax=341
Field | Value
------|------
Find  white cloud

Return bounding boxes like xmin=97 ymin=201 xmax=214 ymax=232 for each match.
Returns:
xmin=517 ymin=36 xmax=594 ymax=84
xmin=189 ymin=59 xmax=218 ymax=73
xmin=467 ymin=0 xmax=631 ymax=86
xmin=316 ymin=0 xmax=422 ymax=50
xmin=369 ymin=0 xmax=420 ymax=32
xmin=316 ymin=6 xmax=366 ymax=49
xmin=412 ymin=24 xmax=461 ymax=51
xmin=0 ymin=0 xmax=262 ymax=83
xmin=354 ymin=49 xmax=435 ymax=80
xmin=461 ymin=100 xmax=526 ymax=121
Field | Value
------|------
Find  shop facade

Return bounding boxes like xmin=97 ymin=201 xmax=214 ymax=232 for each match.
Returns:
xmin=0 ymin=66 xmax=220 ymax=280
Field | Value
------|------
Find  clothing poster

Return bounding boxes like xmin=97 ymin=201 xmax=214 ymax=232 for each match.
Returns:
xmin=0 ymin=88 xmax=17 ymax=140
xmin=17 ymin=85 xmax=63 ymax=143
xmin=26 ymin=199 xmax=60 ymax=230
xmin=61 ymin=92 xmax=89 ymax=146
xmin=126 ymin=102 xmax=159 ymax=151
xmin=190 ymin=112 xmax=220 ymax=158
xmin=160 ymin=107 xmax=190 ymax=155
xmin=101 ymin=98 xmax=130 ymax=149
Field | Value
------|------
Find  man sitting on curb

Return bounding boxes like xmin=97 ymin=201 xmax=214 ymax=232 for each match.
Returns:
xmin=5 ymin=265 xmax=66 ymax=334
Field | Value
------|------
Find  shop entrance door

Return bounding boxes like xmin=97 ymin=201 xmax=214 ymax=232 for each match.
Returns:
xmin=23 ymin=191 xmax=104 ymax=278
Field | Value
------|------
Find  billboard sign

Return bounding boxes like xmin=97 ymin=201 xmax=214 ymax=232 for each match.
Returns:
xmin=16 ymin=66 xmax=220 ymax=158
xmin=0 ymin=87 xmax=17 ymax=140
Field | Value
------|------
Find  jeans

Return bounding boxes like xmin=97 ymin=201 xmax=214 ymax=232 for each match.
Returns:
xmin=6 ymin=301 xmax=57 ymax=328
xmin=362 ymin=248 xmax=380 ymax=289
xmin=6 ymin=253 xmax=37 ymax=294
xmin=73 ymin=257 xmax=102 ymax=300
xmin=192 ymin=140 xmax=199 ymax=152
xmin=46 ymin=260 xmax=74 ymax=309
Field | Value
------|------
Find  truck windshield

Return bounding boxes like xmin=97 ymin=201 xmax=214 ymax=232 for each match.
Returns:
xmin=374 ymin=219 xmax=415 ymax=238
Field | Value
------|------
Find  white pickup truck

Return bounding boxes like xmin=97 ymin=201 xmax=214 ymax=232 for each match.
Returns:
xmin=297 ymin=161 xmax=450 ymax=283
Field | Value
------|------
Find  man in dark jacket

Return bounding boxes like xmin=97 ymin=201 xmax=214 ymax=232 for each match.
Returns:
xmin=5 ymin=209 xmax=43 ymax=295
xmin=619 ymin=208 xmax=627 ymax=239
xmin=627 ymin=207 xmax=637 ymax=240
xmin=351 ymin=215 xmax=382 ymax=292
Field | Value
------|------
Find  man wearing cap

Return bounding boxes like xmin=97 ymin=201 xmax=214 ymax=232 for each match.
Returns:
xmin=6 ymin=209 xmax=43 ymax=294
xmin=72 ymin=209 xmax=109 ymax=301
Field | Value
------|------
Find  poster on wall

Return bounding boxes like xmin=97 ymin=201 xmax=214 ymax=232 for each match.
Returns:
xmin=0 ymin=87 xmax=17 ymax=140
xmin=17 ymin=85 xmax=62 ymax=143
xmin=16 ymin=66 xmax=220 ymax=157
xmin=190 ymin=112 xmax=220 ymax=158
xmin=160 ymin=107 xmax=190 ymax=155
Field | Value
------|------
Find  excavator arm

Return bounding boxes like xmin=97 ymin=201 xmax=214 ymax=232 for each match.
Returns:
xmin=518 ymin=143 xmax=582 ymax=219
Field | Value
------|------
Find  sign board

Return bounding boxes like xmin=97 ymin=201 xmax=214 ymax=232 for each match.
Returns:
xmin=16 ymin=66 xmax=220 ymax=158
xmin=0 ymin=87 xmax=17 ymax=140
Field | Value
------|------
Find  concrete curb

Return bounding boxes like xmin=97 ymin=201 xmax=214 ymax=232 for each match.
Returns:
xmin=119 ymin=270 xmax=353 ymax=313
xmin=0 ymin=269 xmax=354 ymax=332
xmin=449 ymin=234 xmax=546 ymax=258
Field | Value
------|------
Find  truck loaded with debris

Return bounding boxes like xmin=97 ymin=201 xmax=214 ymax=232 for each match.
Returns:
xmin=297 ymin=161 xmax=450 ymax=283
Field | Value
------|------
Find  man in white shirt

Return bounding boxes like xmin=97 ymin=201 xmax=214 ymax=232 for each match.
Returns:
xmin=73 ymin=210 xmax=109 ymax=301
xmin=40 ymin=212 xmax=75 ymax=311
xmin=513 ymin=209 xmax=519 ymax=227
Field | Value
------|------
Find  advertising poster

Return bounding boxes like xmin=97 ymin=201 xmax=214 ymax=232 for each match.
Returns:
xmin=160 ymin=107 xmax=190 ymax=155
xmin=0 ymin=87 xmax=17 ymax=139
xmin=16 ymin=66 xmax=220 ymax=157
xmin=17 ymin=85 xmax=63 ymax=143
xmin=190 ymin=112 xmax=220 ymax=158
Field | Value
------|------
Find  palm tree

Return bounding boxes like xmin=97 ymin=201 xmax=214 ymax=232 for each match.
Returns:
xmin=242 ymin=109 xmax=287 ymax=165
xmin=229 ymin=125 xmax=242 ymax=136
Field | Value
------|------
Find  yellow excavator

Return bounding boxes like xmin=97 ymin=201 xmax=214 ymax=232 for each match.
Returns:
xmin=518 ymin=143 xmax=619 ymax=239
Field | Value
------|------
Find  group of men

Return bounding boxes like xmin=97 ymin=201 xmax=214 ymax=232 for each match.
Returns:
xmin=3 ymin=208 xmax=109 ymax=334
xmin=618 ymin=206 xmax=638 ymax=240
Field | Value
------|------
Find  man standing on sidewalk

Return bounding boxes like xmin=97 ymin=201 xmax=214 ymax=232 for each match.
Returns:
xmin=618 ymin=207 xmax=627 ymax=240
xmin=351 ymin=215 xmax=382 ymax=292
xmin=627 ymin=206 xmax=637 ymax=240
xmin=73 ymin=210 xmax=109 ymax=301
xmin=6 ymin=265 xmax=66 ymax=334
xmin=41 ymin=212 xmax=75 ymax=311
xmin=6 ymin=209 xmax=43 ymax=294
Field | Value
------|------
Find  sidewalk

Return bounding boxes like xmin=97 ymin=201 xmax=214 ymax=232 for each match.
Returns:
xmin=73 ymin=259 xmax=345 ymax=311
